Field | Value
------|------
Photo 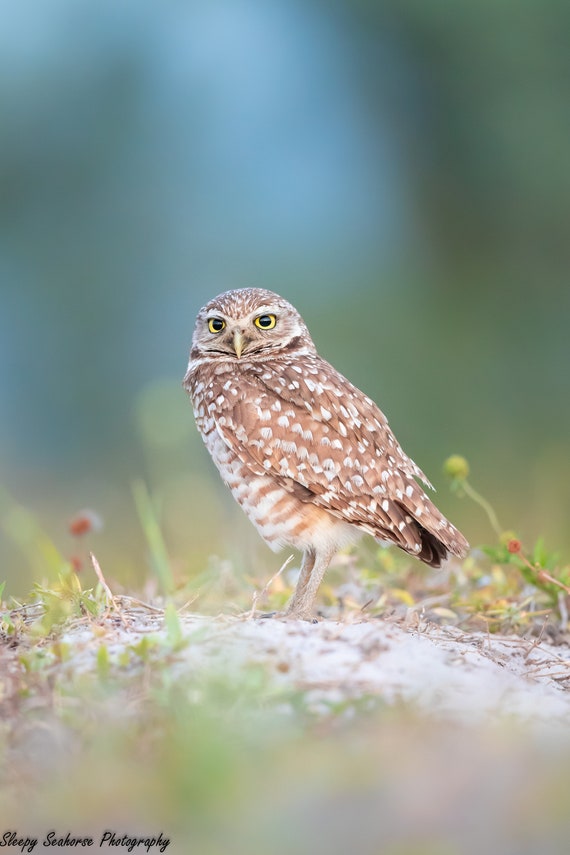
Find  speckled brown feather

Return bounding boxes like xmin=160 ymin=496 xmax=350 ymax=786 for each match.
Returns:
xmin=186 ymin=355 xmax=468 ymax=564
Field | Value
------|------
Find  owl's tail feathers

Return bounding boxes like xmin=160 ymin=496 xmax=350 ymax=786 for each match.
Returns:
xmin=413 ymin=525 xmax=448 ymax=567
xmin=373 ymin=510 xmax=468 ymax=568
xmin=373 ymin=495 xmax=469 ymax=568
xmin=388 ymin=521 xmax=468 ymax=568
xmin=415 ymin=525 xmax=456 ymax=568
xmin=390 ymin=480 xmax=470 ymax=568
xmin=412 ymin=510 xmax=469 ymax=569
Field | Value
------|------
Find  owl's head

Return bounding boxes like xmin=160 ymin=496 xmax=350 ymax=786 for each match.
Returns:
xmin=190 ymin=288 xmax=316 ymax=361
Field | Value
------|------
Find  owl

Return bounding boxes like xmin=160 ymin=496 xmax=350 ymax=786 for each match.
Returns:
xmin=184 ymin=288 xmax=469 ymax=620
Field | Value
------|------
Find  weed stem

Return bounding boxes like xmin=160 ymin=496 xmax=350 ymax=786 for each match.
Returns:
xmin=462 ymin=480 xmax=503 ymax=538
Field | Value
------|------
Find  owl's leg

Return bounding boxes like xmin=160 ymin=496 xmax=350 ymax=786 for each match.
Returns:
xmin=257 ymin=550 xmax=316 ymax=620
xmin=285 ymin=549 xmax=315 ymax=616
xmin=285 ymin=548 xmax=332 ymax=620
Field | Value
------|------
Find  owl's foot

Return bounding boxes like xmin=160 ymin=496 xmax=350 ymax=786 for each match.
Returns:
xmin=256 ymin=609 xmax=318 ymax=623
xmin=284 ymin=607 xmax=319 ymax=623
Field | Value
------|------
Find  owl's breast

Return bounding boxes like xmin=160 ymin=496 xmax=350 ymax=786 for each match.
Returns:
xmin=185 ymin=357 xmax=359 ymax=554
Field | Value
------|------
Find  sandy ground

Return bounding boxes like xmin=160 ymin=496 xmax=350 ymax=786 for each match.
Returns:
xmin=60 ymin=607 xmax=570 ymax=727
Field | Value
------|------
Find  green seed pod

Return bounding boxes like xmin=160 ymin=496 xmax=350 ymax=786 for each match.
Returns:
xmin=443 ymin=455 xmax=470 ymax=482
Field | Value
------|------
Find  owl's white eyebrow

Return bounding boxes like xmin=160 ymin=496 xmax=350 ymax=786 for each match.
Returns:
xmin=252 ymin=306 xmax=277 ymax=315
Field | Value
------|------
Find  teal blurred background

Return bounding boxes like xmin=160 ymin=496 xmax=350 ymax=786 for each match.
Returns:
xmin=2 ymin=0 xmax=569 ymax=594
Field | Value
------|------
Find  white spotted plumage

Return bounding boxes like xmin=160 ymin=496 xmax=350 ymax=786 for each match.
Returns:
xmin=184 ymin=287 xmax=469 ymax=619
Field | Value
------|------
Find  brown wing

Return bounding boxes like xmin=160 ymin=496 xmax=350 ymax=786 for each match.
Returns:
xmin=212 ymin=355 xmax=468 ymax=563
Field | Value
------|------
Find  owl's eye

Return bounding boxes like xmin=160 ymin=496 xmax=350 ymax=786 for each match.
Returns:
xmin=254 ymin=314 xmax=276 ymax=330
xmin=208 ymin=317 xmax=226 ymax=333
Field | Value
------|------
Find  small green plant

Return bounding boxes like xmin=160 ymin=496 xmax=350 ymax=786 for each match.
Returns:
xmin=28 ymin=562 xmax=114 ymax=635
xmin=132 ymin=479 xmax=175 ymax=595
xmin=163 ymin=600 xmax=185 ymax=649
xmin=444 ymin=455 xmax=570 ymax=618
xmin=444 ymin=454 xmax=502 ymax=537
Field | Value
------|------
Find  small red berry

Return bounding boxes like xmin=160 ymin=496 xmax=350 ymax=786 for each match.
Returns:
xmin=68 ymin=509 xmax=102 ymax=537
xmin=507 ymin=539 xmax=522 ymax=554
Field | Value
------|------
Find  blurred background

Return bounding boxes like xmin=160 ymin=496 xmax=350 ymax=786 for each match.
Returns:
xmin=1 ymin=0 xmax=569 ymax=594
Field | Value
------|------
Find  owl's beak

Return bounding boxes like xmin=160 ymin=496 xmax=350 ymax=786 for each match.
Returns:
xmin=232 ymin=329 xmax=245 ymax=359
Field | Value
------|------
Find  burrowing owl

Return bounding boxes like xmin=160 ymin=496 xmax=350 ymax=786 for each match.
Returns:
xmin=184 ymin=288 xmax=468 ymax=619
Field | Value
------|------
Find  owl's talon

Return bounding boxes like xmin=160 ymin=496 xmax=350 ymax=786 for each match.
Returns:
xmin=284 ymin=611 xmax=319 ymax=623
xmin=258 ymin=610 xmax=317 ymax=622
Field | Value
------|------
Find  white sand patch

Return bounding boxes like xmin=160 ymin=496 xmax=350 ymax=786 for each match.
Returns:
xmin=60 ymin=609 xmax=570 ymax=727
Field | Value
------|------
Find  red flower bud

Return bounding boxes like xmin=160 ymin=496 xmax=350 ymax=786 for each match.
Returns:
xmin=68 ymin=509 xmax=102 ymax=537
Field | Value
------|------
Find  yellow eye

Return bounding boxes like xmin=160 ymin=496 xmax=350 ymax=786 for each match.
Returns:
xmin=254 ymin=314 xmax=276 ymax=330
xmin=208 ymin=317 xmax=226 ymax=333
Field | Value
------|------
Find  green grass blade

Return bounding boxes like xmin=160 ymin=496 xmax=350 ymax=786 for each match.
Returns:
xmin=132 ymin=480 xmax=175 ymax=595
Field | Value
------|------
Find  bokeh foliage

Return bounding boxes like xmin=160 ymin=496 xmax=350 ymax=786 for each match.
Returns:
xmin=1 ymin=1 xmax=569 ymax=590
